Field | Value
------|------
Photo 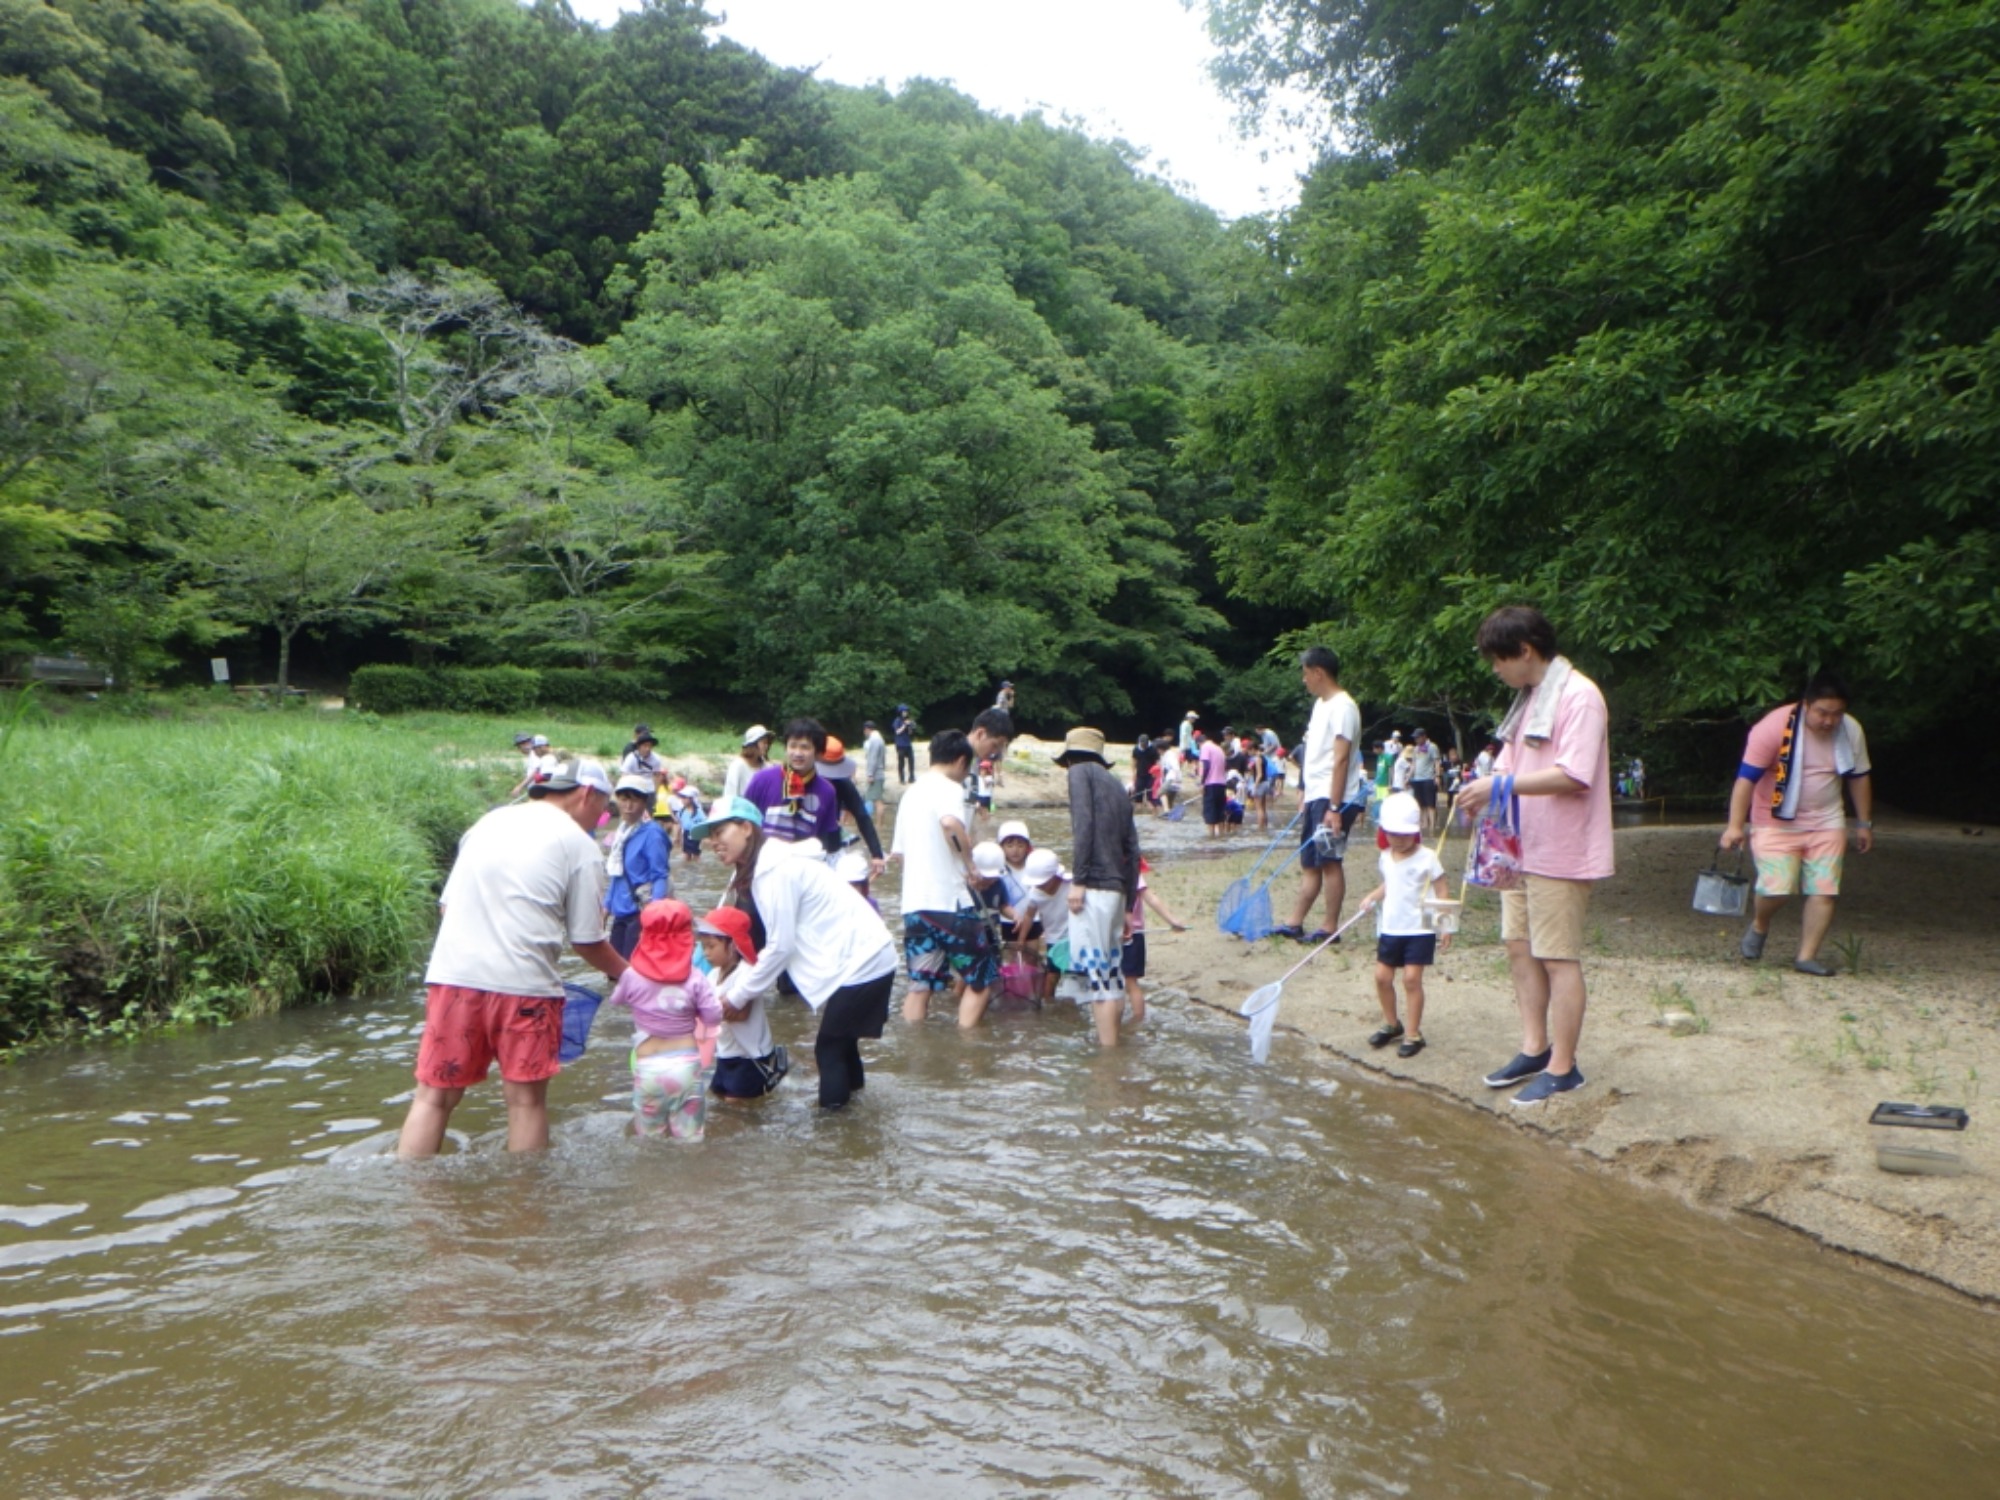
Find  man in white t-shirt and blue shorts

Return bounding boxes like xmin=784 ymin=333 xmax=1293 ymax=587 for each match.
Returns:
xmin=1274 ymin=646 xmax=1369 ymax=944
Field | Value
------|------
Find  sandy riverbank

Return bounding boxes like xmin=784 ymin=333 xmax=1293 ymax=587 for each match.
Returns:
xmin=1137 ymin=814 xmax=2000 ymax=1302
xmin=663 ymin=733 xmax=2000 ymax=1300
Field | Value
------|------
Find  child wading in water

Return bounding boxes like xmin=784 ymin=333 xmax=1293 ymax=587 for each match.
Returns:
xmin=699 ymin=906 xmax=790 ymax=1102
xmin=1121 ymin=858 xmax=1188 ymax=1026
xmin=1356 ymin=793 xmax=1449 ymax=1058
xmin=608 ymin=899 xmax=722 ymax=1139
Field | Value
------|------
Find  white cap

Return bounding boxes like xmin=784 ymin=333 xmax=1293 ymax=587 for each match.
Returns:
xmin=970 ymin=841 xmax=1007 ymax=878
xmin=1023 ymin=848 xmax=1066 ymax=883
xmin=531 ymin=734 xmax=550 ymax=748
xmin=539 ymin=758 xmax=613 ymax=796
xmin=1378 ymin=792 xmax=1422 ymax=835
xmin=742 ymin=723 xmax=771 ymax=747
xmin=996 ymin=819 xmax=1031 ymax=845
xmin=832 ymin=848 xmax=872 ymax=884
xmin=613 ymin=773 xmax=654 ymax=797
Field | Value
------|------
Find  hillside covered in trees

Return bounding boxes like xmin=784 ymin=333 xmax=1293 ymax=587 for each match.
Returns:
xmin=3 ymin=0 xmax=1996 ymax=774
xmin=0 ymin=0 xmax=1275 ymax=725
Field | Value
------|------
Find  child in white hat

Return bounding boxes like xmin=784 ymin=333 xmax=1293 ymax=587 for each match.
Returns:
xmin=1355 ymin=792 xmax=1449 ymax=1058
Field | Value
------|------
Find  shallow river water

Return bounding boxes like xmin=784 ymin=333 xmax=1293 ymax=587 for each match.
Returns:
xmin=4 ymin=810 xmax=1998 ymax=1497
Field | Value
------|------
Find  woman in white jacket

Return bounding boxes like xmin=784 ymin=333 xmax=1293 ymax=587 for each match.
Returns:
xmin=691 ymin=796 xmax=897 ymax=1110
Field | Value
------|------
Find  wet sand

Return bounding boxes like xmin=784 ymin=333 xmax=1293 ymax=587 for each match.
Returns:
xmin=1139 ymin=814 xmax=2000 ymax=1303
xmin=668 ymin=736 xmax=2000 ymax=1302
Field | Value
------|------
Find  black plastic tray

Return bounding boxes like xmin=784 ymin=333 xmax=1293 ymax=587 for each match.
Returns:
xmin=1868 ymin=1102 xmax=1969 ymax=1131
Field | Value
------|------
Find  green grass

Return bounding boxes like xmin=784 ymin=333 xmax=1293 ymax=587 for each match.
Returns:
xmin=0 ymin=697 xmax=722 ymax=1053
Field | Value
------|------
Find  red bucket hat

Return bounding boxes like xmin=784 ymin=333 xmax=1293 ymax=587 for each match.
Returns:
xmin=695 ymin=905 xmax=758 ymax=966
xmin=631 ymin=899 xmax=695 ymax=983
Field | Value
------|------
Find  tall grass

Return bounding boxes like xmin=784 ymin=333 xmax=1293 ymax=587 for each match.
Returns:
xmin=0 ymin=710 xmax=489 ymax=1050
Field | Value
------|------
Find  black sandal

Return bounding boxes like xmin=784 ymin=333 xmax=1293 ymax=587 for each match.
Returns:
xmin=1368 ymin=1023 xmax=1405 ymax=1049
xmin=1396 ymin=1035 xmax=1426 ymax=1059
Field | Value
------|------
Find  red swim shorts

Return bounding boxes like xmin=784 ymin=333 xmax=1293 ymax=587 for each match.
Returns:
xmin=414 ymin=985 xmax=565 ymax=1088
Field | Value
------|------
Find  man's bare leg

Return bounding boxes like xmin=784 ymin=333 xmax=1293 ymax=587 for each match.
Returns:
xmin=1543 ymin=959 xmax=1586 ymax=1075
xmin=501 ymin=1077 xmax=552 ymax=1153
xmin=1797 ymin=894 xmax=1837 ymax=961
xmin=397 ymin=1083 xmax=464 ymax=1158
xmin=1506 ymin=938 xmax=1552 ymax=1057
xmin=958 ymin=985 xmax=992 ymax=1029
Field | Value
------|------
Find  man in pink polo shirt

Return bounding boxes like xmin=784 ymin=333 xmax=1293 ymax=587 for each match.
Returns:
xmin=1197 ymin=730 xmax=1229 ymax=838
xmin=1456 ymin=606 xmax=1614 ymax=1107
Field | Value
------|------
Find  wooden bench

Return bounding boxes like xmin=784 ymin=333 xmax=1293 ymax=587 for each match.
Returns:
xmin=0 ymin=655 xmax=113 ymax=690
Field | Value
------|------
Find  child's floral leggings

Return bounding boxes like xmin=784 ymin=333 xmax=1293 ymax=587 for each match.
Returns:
xmin=631 ymin=1047 xmax=707 ymax=1141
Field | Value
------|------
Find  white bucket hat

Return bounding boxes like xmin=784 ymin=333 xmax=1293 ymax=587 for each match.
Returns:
xmin=1378 ymin=792 xmax=1422 ymax=835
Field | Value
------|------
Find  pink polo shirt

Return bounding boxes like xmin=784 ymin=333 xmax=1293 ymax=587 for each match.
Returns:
xmin=1199 ymin=741 xmax=1227 ymax=786
xmin=1494 ymin=668 xmax=1614 ymax=882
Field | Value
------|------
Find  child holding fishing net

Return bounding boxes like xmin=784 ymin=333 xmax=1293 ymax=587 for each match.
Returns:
xmin=1354 ymin=793 xmax=1450 ymax=1059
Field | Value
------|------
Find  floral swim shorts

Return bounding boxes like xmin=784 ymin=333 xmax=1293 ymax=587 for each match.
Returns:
xmin=1750 ymin=825 xmax=1847 ymax=898
xmin=902 ymin=910 xmax=1000 ymax=994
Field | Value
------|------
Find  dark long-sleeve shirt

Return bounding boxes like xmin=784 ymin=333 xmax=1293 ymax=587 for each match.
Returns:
xmin=1067 ymin=762 xmax=1139 ymax=906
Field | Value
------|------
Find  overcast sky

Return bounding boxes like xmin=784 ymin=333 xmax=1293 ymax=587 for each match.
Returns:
xmin=562 ymin=0 xmax=1317 ymax=220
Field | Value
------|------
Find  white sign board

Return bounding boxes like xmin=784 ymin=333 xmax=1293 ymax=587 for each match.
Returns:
xmin=210 ymin=658 xmax=230 ymax=683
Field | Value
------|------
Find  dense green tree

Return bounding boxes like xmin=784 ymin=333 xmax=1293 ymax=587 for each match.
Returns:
xmin=611 ymin=152 xmax=1227 ymax=718
xmin=1199 ymin=0 xmax=2000 ymax=739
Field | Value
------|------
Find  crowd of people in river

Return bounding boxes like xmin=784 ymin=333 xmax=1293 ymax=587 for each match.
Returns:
xmin=398 ymin=604 xmax=1875 ymax=1156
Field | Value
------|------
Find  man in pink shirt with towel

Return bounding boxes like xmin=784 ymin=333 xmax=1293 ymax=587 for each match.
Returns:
xmin=1456 ymin=606 xmax=1613 ymax=1107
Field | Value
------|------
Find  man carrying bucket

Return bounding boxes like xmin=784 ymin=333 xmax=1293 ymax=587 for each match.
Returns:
xmin=1273 ymin=646 xmax=1366 ymax=944
xmin=1456 ymin=607 xmax=1613 ymax=1107
xmin=1720 ymin=670 xmax=1873 ymax=977
xmin=398 ymin=760 xmax=629 ymax=1157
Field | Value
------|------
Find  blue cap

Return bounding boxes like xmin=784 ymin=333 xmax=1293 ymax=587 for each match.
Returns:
xmin=686 ymin=795 xmax=764 ymax=841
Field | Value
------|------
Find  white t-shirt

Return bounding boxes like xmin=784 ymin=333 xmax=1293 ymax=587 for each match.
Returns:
xmin=712 ymin=961 xmax=773 ymax=1060
xmin=1023 ymin=881 xmax=1070 ymax=944
xmin=426 ymin=802 xmax=608 ymax=996
xmin=1302 ymin=690 xmax=1363 ymax=804
xmin=1376 ymin=847 xmax=1447 ymax=937
xmin=1409 ymin=741 xmax=1440 ymax=780
xmin=738 ymin=839 xmax=897 ymax=1009
xmin=894 ymin=769 xmax=972 ymax=915
xmin=620 ymin=749 xmax=664 ymax=780
xmin=721 ymin=755 xmax=758 ymax=804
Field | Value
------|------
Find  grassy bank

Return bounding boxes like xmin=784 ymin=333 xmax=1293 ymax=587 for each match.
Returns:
xmin=0 ymin=699 xmax=729 ymax=1054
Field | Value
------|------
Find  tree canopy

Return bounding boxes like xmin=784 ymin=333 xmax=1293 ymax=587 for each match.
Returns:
xmin=1199 ymin=0 xmax=2000 ymax=743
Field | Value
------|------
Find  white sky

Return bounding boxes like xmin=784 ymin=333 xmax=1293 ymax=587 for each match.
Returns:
xmin=563 ymin=0 xmax=1317 ymax=220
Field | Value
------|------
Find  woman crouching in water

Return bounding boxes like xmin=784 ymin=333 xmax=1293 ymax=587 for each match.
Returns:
xmin=695 ymin=796 xmax=898 ymax=1110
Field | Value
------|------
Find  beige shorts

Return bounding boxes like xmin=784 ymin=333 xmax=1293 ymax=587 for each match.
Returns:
xmin=1500 ymin=876 xmax=1596 ymax=962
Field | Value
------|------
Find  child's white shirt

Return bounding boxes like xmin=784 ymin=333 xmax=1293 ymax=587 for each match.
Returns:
xmin=712 ymin=962 xmax=773 ymax=1059
xmin=1377 ymin=847 xmax=1446 ymax=936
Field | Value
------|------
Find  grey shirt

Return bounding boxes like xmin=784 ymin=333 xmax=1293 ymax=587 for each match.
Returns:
xmin=1067 ymin=761 xmax=1139 ymax=906
xmin=863 ymin=731 xmax=886 ymax=781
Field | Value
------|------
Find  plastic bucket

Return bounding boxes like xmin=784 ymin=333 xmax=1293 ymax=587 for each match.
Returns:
xmin=1422 ymin=898 xmax=1461 ymax=935
xmin=1309 ymin=827 xmax=1347 ymax=860
xmin=1691 ymin=850 xmax=1750 ymax=917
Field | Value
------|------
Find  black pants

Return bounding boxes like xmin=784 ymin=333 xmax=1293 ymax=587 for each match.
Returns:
xmin=814 ymin=971 xmax=894 ymax=1110
xmin=609 ymin=912 xmax=641 ymax=959
xmin=896 ymin=742 xmax=915 ymax=782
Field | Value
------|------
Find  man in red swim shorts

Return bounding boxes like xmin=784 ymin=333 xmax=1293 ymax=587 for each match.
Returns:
xmin=397 ymin=760 xmax=628 ymax=1157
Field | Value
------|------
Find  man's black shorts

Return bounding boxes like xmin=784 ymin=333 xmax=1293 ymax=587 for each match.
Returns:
xmin=1202 ymin=783 xmax=1227 ymax=826
xmin=1411 ymin=778 xmax=1439 ymax=810
xmin=1300 ymin=798 xmax=1364 ymax=869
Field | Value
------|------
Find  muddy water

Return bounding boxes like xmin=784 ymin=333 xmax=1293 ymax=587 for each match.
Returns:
xmin=4 ymin=810 xmax=1998 ymax=1497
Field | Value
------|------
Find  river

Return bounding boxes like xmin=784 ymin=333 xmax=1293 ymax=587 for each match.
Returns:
xmin=3 ymin=802 xmax=1996 ymax=1496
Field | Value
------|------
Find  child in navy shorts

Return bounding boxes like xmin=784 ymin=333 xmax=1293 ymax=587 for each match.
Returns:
xmin=1355 ymin=792 xmax=1449 ymax=1058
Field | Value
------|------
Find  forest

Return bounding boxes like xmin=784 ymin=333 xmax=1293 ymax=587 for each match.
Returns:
xmin=3 ymin=0 xmax=1997 ymax=761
